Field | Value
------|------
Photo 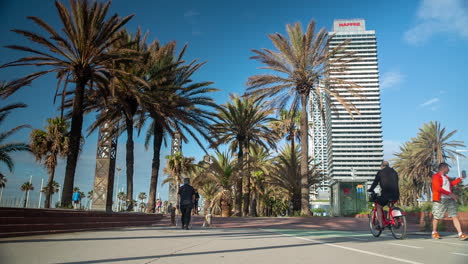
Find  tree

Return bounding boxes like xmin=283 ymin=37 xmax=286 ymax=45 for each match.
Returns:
xmin=269 ymin=144 xmax=320 ymax=213
xmin=87 ymin=190 xmax=93 ymax=209
xmin=139 ymin=41 xmax=217 ymax=213
xmin=117 ymin=191 xmax=126 ymax=211
xmin=204 ymin=152 xmax=238 ymax=217
xmin=0 ymin=103 xmax=31 ymax=178
xmin=0 ymin=173 xmax=6 ymax=188
xmin=1 ymin=0 xmax=134 ymax=206
xmin=30 ymin=117 xmax=69 ymax=208
xmin=163 ymin=152 xmax=195 ymax=189
xmin=211 ymin=95 xmax=277 ymax=216
xmin=85 ymin=29 xmax=148 ymax=211
xmin=270 ymin=109 xmax=301 ymax=152
xmin=393 ymin=121 xmax=465 ymax=204
xmin=20 ymin=181 xmax=34 ymax=208
xmin=246 ymin=145 xmax=273 ymax=216
xmin=137 ymin=192 xmax=147 ymax=212
xmin=246 ymin=20 xmax=361 ymax=215
xmin=41 ymin=180 xmax=60 ymax=207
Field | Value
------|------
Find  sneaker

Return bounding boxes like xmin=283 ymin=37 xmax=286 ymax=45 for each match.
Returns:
xmin=432 ymin=232 xmax=441 ymax=239
xmin=459 ymin=233 xmax=468 ymax=241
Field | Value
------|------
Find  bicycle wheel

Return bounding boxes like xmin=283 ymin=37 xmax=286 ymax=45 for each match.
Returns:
xmin=369 ymin=210 xmax=382 ymax=237
xmin=390 ymin=215 xmax=407 ymax=239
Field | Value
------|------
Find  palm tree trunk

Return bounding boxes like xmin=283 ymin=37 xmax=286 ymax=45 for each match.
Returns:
xmin=242 ymin=150 xmax=250 ymax=216
xmin=23 ymin=193 xmax=27 ymax=208
xmin=44 ymin=167 xmax=56 ymax=209
xmin=62 ymin=80 xmax=86 ymax=207
xmin=300 ymin=93 xmax=311 ymax=215
xmin=125 ymin=116 xmax=134 ymax=211
xmin=147 ymin=122 xmax=163 ymax=213
xmin=234 ymin=144 xmax=243 ymax=216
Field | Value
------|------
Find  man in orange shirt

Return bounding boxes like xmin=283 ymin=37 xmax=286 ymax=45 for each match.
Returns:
xmin=431 ymin=162 xmax=467 ymax=240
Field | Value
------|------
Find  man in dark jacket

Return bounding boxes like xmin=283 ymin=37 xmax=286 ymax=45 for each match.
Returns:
xmin=177 ymin=178 xmax=196 ymax=230
xmin=367 ymin=161 xmax=400 ymax=229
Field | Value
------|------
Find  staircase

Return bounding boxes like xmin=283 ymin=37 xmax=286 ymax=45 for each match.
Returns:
xmin=0 ymin=207 xmax=163 ymax=238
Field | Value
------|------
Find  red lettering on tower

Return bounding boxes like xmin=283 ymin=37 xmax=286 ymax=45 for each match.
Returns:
xmin=339 ymin=22 xmax=361 ymax=27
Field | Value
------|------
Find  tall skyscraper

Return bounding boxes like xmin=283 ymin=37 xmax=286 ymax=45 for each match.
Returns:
xmin=309 ymin=19 xmax=384 ymax=198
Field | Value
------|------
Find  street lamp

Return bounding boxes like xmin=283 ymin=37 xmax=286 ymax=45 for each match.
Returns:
xmin=455 ymin=149 xmax=467 ymax=179
xmin=114 ymin=166 xmax=122 ymax=211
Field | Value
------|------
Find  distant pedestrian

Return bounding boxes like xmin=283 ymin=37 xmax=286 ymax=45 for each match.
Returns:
xmin=72 ymin=190 xmax=81 ymax=209
xmin=177 ymin=178 xmax=195 ymax=230
xmin=156 ymin=199 xmax=162 ymax=213
xmin=431 ymin=162 xmax=467 ymax=240
xmin=193 ymin=189 xmax=200 ymax=215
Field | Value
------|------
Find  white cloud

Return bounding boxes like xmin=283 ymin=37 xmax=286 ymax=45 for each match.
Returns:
xmin=420 ymin=97 xmax=440 ymax=107
xmin=404 ymin=0 xmax=468 ymax=45
xmin=380 ymin=71 xmax=405 ymax=90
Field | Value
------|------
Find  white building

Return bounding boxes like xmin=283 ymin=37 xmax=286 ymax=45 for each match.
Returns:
xmin=309 ymin=19 xmax=384 ymax=200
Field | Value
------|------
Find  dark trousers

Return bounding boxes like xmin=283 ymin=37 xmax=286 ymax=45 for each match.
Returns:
xmin=180 ymin=205 xmax=192 ymax=227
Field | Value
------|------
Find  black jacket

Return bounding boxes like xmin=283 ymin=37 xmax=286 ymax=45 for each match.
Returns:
xmin=369 ymin=167 xmax=400 ymax=201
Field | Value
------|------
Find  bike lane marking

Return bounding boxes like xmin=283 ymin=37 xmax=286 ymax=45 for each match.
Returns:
xmin=388 ymin=243 xmax=423 ymax=249
xmin=261 ymin=229 xmax=423 ymax=264
xmin=451 ymin=252 xmax=468 ymax=256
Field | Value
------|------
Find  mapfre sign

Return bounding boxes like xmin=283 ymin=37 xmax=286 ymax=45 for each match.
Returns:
xmin=339 ymin=22 xmax=361 ymax=26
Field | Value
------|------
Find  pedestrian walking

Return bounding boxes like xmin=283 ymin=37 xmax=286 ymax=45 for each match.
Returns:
xmin=431 ymin=162 xmax=467 ymax=240
xmin=177 ymin=178 xmax=195 ymax=230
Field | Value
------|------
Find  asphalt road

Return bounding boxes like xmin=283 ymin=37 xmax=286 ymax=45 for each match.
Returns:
xmin=0 ymin=226 xmax=467 ymax=264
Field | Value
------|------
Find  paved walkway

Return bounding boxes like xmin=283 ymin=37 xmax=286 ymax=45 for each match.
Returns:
xmin=155 ymin=215 xmax=423 ymax=232
xmin=1 ymin=218 xmax=467 ymax=264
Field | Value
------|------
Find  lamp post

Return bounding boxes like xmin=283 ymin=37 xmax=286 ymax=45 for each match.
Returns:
xmin=114 ymin=166 xmax=121 ymax=211
xmin=38 ymin=178 xmax=44 ymax=208
xmin=456 ymin=149 xmax=467 ymax=178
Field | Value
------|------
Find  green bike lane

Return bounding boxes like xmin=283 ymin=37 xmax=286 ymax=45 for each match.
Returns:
xmin=0 ymin=227 xmax=467 ymax=264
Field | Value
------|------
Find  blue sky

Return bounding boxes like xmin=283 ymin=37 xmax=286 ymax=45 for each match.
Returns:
xmin=0 ymin=0 xmax=467 ymax=205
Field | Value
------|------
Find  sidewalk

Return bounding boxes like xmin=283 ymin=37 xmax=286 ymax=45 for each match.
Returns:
xmin=156 ymin=215 xmax=424 ymax=233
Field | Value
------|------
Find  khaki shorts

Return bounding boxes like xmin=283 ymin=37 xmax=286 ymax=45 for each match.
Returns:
xmin=432 ymin=199 xmax=458 ymax=219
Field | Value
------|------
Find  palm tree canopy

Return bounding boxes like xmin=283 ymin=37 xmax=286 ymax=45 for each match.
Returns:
xmin=0 ymin=103 xmax=31 ymax=172
xmin=140 ymin=41 xmax=218 ymax=152
xmin=20 ymin=182 xmax=34 ymax=191
xmin=1 ymin=0 xmax=135 ymax=100
xmin=30 ymin=117 xmax=70 ymax=173
xmin=162 ymin=152 xmax=195 ymax=185
xmin=245 ymin=20 xmax=362 ymax=116
xmin=211 ymin=94 xmax=278 ymax=153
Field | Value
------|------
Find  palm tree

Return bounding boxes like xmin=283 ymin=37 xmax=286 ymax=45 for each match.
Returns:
xmin=246 ymin=20 xmax=361 ymax=215
xmin=139 ymin=41 xmax=217 ymax=213
xmin=30 ymin=117 xmax=69 ymax=208
xmin=163 ymin=152 xmax=195 ymax=189
xmin=117 ymin=191 xmax=126 ymax=211
xmin=270 ymin=109 xmax=301 ymax=152
xmin=85 ymin=29 xmax=149 ymax=211
xmin=41 ymin=180 xmax=60 ymax=207
xmin=1 ymin=0 xmax=134 ymax=206
xmin=20 ymin=182 xmax=34 ymax=208
xmin=393 ymin=121 xmax=465 ymax=202
xmin=87 ymin=190 xmax=93 ymax=209
xmin=205 ymin=152 xmax=237 ymax=217
xmin=246 ymin=145 xmax=273 ymax=216
xmin=0 ymin=103 xmax=31 ymax=178
xmin=269 ymin=144 xmax=320 ymax=213
xmin=211 ymin=95 xmax=277 ymax=216
xmin=0 ymin=173 xmax=6 ymax=188
xmin=138 ymin=192 xmax=147 ymax=211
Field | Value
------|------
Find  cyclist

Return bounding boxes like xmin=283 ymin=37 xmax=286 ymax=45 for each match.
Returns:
xmin=367 ymin=161 xmax=400 ymax=230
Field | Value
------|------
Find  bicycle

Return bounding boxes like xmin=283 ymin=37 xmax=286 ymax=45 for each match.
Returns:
xmin=368 ymin=192 xmax=407 ymax=239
